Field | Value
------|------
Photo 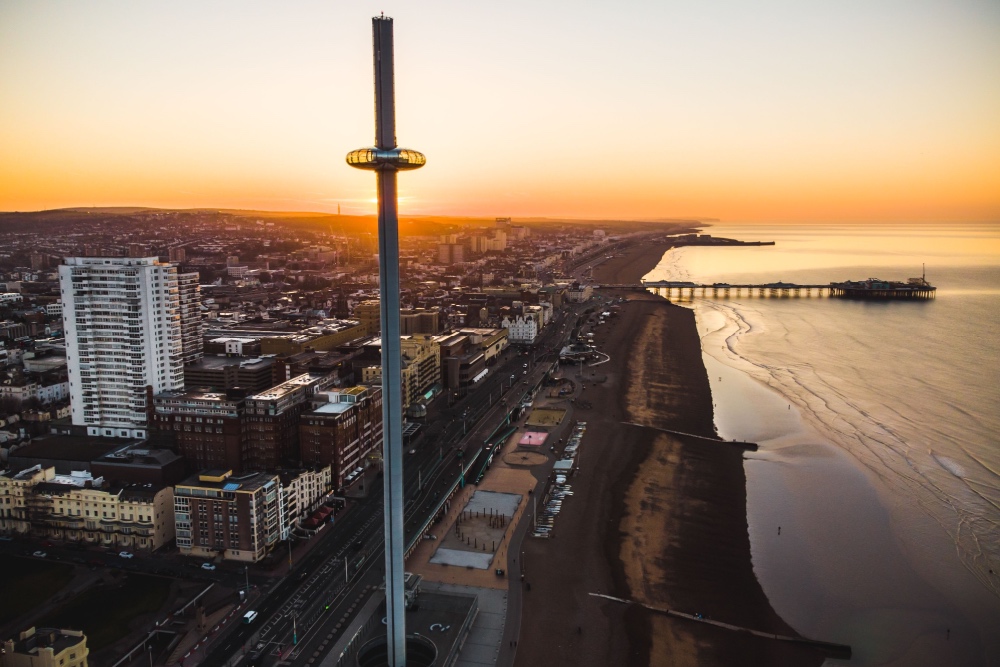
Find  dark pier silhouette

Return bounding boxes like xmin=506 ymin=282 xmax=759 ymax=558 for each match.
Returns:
xmin=607 ymin=278 xmax=940 ymax=300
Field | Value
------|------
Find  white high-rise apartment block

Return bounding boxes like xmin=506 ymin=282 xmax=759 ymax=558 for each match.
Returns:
xmin=177 ymin=272 xmax=204 ymax=364
xmin=60 ymin=257 xmax=185 ymax=437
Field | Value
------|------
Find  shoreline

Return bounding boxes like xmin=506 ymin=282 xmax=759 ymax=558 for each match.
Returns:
xmin=515 ymin=241 xmax=826 ymax=666
xmin=654 ymin=242 xmax=1000 ymax=666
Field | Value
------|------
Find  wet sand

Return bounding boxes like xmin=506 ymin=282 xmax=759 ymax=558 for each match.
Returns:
xmin=515 ymin=242 xmax=825 ymax=666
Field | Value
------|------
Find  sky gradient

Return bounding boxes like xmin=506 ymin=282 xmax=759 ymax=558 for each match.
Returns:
xmin=1 ymin=1 xmax=998 ymax=222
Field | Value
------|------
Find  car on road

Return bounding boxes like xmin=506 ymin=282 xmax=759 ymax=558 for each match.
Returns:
xmin=32 ymin=550 xmax=47 ymax=558
xmin=201 ymin=562 xmax=216 ymax=571
xmin=118 ymin=551 xmax=134 ymax=559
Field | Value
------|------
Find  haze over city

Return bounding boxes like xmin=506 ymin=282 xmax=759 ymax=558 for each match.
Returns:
xmin=2 ymin=1 xmax=998 ymax=221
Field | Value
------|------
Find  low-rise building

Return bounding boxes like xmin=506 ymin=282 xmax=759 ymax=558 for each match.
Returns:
xmin=458 ymin=328 xmax=508 ymax=365
xmin=434 ymin=332 xmax=487 ymax=389
xmin=0 ymin=466 xmax=174 ymax=551
xmin=500 ymin=312 xmax=539 ymax=345
xmin=277 ymin=466 xmax=332 ymax=538
xmin=174 ymin=469 xmax=281 ymax=563
xmin=1 ymin=627 xmax=88 ymax=667
xmin=182 ymin=355 xmax=277 ymax=393
xmin=566 ymin=283 xmax=593 ymax=303
xmin=259 ymin=319 xmax=364 ymax=355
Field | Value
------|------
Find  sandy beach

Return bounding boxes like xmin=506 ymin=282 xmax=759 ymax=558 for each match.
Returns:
xmin=515 ymin=242 xmax=826 ymax=666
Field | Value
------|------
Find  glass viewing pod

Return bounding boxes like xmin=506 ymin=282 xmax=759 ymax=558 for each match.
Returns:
xmin=346 ymin=147 xmax=426 ymax=171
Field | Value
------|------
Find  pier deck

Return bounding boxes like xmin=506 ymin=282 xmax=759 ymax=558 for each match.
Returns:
xmin=596 ymin=280 xmax=936 ymax=299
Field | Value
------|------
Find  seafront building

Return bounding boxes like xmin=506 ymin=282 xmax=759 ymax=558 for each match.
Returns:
xmin=59 ymin=257 xmax=188 ymax=438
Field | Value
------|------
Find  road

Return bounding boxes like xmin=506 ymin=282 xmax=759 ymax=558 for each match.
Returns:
xmin=196 ymin=313 xmax=586 ymax=667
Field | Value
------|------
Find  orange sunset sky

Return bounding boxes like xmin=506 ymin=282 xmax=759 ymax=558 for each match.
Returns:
xmin=1 ymin=1 xmax=998 ymax=223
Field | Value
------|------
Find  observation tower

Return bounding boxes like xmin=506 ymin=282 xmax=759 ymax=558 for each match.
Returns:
xmin=347 ymin=16 xmax=428 ymax=667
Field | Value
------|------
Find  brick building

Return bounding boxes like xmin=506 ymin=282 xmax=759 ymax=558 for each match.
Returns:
xmin=152 ymin=389 xmax=248 ymax=472
xmin=299 ymin=387 xmax=382 ymax=490
xmin=174 ymin=469 xmax=280 ymax=563
xmin=244 ymin=374 xmax=326 ymax=470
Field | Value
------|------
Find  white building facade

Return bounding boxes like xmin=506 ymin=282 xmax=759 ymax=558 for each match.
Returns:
xmin=500 ymin=313 xmax=539 ymax=345
xmin=60 ymin=257 xmax=185 ymax=438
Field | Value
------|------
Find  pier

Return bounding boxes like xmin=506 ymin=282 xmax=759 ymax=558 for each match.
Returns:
xmin=624 ymin=280 xmax=937 ymax=299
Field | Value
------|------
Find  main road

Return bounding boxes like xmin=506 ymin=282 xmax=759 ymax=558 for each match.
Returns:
xmin=199 ymin=309 xmax=582 ymax=667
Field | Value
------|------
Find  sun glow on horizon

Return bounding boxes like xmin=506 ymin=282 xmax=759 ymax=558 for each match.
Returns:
xmin=1 ymin=1 xmax=998 ymax=223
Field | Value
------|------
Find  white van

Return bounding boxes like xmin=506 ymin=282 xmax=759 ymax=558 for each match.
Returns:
xmin=243 ymin=610 xmax=258 ymax=624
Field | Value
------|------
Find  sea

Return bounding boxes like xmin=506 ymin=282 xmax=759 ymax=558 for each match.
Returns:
xmin=642 ymin=223 xmax=1000 ymax=667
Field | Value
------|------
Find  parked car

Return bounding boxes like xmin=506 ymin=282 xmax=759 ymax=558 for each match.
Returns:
xmin=201 ymin=562 xmax=216 ymax=571
xmin=118 ymin=551 xmax=134 ymax=559
xmin=32 ymin=550 xmax=47 ymax=558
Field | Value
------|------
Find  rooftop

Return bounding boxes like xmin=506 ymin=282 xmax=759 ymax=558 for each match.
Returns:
xmin=177 ymin=469 xmax=277 ymax=493
xmin=312 ymin=402 xmax=353 ymax=415
xmin=185 ymin=355 xmax=274 ymax=371
xmin=248 ymin=373 xmax=315 ymax=401
xmin=155 ymin=388 xmax=242 ymax=404
xmin=10 ymin=436 xmax=131 ymax=464
xmin=7 ymin=627 xmax=86 ymax=657
xmin=93 ymin=442 xmax=183 ymax=467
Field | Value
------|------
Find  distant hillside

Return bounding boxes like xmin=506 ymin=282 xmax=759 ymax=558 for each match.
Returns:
xmin=0 ymin=207 xmax=700 ymax=236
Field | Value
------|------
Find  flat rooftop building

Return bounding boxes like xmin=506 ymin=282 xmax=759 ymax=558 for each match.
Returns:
xmin=174 ymin=469 xmax=281 ymax=562
xmin=153 ymin=388 xmax=248 ymax=473
xmin=7 ymin=436 xmax=129 ymax=475
xmin=183 ymin=355 xmax=277 ymax=393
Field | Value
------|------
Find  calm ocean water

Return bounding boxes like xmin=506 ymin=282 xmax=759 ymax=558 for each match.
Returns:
xmin=644 ymin=224 xmax=1000 ymax=667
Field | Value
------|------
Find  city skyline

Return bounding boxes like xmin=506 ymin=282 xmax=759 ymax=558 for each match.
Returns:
xmin=2 ymin=1 xmax=998 ymax=223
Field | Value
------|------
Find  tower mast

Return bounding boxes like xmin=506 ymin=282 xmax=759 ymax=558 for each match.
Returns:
xmin=347 ymin=16 xmax=426 ymax=667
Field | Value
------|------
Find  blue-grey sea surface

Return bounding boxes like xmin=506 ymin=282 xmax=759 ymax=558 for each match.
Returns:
xmin=644 ymin=223 xmax=1000 ymax=667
